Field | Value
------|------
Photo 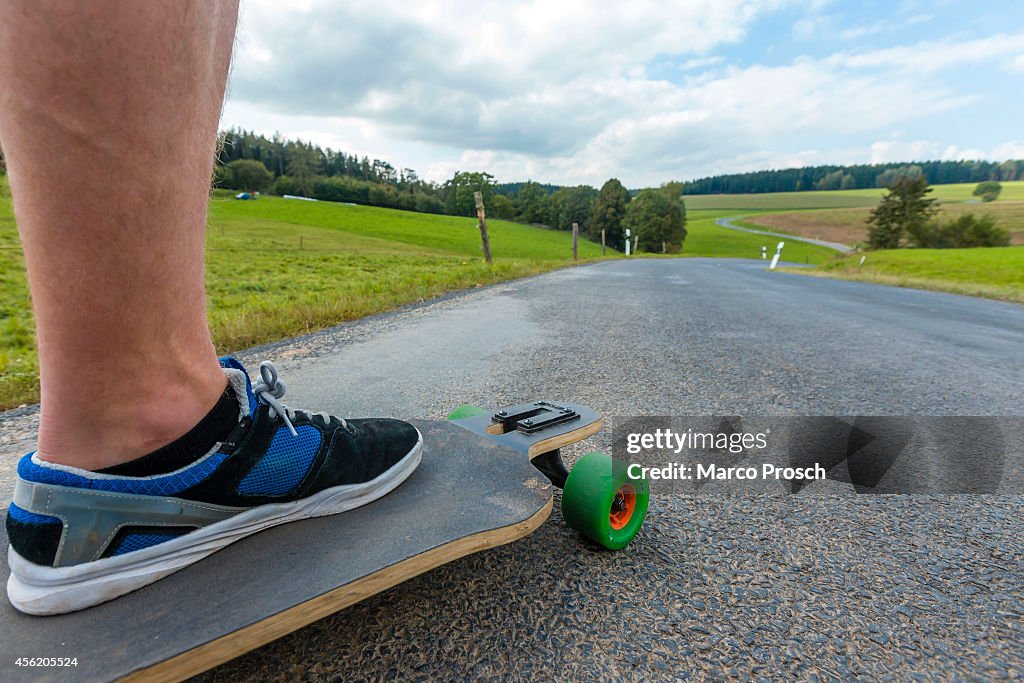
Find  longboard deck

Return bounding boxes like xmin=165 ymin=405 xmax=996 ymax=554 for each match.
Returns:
xmin=0 ymin=419 xmax=553 ymax=682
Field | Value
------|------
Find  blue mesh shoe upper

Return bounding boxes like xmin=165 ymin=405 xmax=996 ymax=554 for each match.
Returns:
xmin=238 ymin=425 xmax=322 ymax=496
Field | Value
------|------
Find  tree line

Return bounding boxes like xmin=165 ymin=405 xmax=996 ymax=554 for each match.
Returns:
xmin=683 ymin=160 xmax=1024 ymax=195
xmin=214 ymin=130 xmax=687 ymax=252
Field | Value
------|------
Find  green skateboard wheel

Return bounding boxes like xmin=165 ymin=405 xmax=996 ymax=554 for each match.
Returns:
xmin=561 ymin=451 xmax=649 ymax=550
xmin=447 ymin=404 xmax=487 ymax=421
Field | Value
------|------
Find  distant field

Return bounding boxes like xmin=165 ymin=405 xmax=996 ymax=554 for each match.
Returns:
xmin=0 ymin=190 xmax=610 ymax=409
xmin=684 ymin=180 xmax=1024 ymax=210
xmin=831 ymin=181 xmax=1024 ymax=203
xmin=213 ymin=192 xmax=607 ymax=261
xmin=746 ymin=202 xmax=1024 ymax=246
xmin=684 ymin=192 xmax=879 ymax=210
xmin=685 ymin=210 xmax=835 ymax=264
xmin=790 ymin=246 xmax=1024 ymax=303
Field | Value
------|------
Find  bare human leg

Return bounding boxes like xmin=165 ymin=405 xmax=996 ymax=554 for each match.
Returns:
xmin=0 ymin=0 xmax=239 ymax=470
xmin=3 ymin=1 xmax=422 ymax=618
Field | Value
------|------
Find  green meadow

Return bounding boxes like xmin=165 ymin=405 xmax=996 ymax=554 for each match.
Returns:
xmin=791 ymin=247 xmax=1024 ymax=304
xmin=684 ymin=210 xmax=835 ymax=264
xmin=1 ymin=190 xmax=610 ymax=408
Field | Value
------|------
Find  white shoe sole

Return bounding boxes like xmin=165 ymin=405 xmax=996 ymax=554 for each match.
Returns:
xmin=7 ymin=430 xmax=423 ymax=616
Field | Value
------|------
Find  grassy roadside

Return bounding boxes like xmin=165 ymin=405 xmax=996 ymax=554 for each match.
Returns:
xmin=782 ymin=247 xmax=1024 ymax=304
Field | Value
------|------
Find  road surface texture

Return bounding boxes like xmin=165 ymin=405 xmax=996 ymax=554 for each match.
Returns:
xmin=1 ymin=258 xmax=1022 ymax=680
xmin=716 ymin=216 xmax=855 ymax=253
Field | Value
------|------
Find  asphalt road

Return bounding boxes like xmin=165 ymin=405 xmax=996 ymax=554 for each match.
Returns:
xmin=1 ymin=258 xmax=1022 ymax=680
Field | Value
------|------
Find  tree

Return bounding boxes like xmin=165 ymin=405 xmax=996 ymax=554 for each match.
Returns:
xmin=622 ymin=186 xmax=687 ymax=253
xmin=225 ymin=159 xmax=273 ymax=192
xmin=443 ymin=171 xmax=496 ymax=217
xmin=867 ymin=176 xmax=939 ymax=249
xmin=550 ymin=185 xmax=598 ymax=231
xmin=874 ymin=165 xmax=923 ymax=189
xmin=515 ymin=181 xmax=551 ymax=224
xmin=284 ymin=144 xmax=320 ymax=196
xmin=998 ymin=160 xmax=1021 ymax=181
xmin=973 ymin=181 xmax=1002 ymax=203
xmin=815 ymin=170 xmax=846 ymax=191
xmin=591 ymin=179 xmax=631 ymax=251
xmin=489 ymin=194 xmax=516 ymax=220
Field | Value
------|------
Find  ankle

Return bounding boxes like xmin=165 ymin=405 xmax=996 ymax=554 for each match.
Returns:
xmin=36 ymin=362 xmax=229 ymax=471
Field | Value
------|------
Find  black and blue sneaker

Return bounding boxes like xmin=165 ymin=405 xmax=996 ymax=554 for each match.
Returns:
xmin=5 ymin=358 xmax=422 ymax=615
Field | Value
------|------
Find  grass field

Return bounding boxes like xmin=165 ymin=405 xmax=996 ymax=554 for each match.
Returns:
xmin=685 ymin=210 xmax=835 ymax=264
xmin=683 ymin=180 xmax=1024 ymax=210
xmin=787 ymin=246 xmax=1024 ymax=303
xmin=684 ymin=192 xmax=880 ymax=210
xmin=0 ymin=190 xmax=612 ymax=409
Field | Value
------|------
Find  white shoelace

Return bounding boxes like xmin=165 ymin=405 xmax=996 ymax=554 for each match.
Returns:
xmin=252 ymin=361 xmax=339 ymax=436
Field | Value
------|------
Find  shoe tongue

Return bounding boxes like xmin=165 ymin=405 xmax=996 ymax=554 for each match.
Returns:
xmin=219 ymin=356 xmax=258 ymax=417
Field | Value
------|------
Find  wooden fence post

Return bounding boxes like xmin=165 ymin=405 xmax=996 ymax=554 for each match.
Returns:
xmin=474 ymin=191 xmax=492 ymax=264
xmin=572 ymin=222 xmax=579 ymax=261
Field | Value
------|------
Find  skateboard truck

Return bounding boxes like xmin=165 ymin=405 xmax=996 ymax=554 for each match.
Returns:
xmin=531 ymin=449 xmax=571 ymax=489
xmin=484 ymin=402 xmax=580 ymax=488
xmin=489 ymin=401 xmax=579 ymax=435
xmin=448 ymin=400 xmax=649 ymax=552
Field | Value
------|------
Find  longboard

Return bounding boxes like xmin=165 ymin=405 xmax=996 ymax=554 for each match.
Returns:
xmin=0 ymin=401 xmax=625 ymax=682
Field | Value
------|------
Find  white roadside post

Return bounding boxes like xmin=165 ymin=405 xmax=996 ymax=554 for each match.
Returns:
xmin=761 ymin=245 xmax=767 ymax=260
xmin=769 ymin=241 xmax=785 ymax=270
xmin=858 ymin=255 xmax=867 ymax=273
xmin=625 ymin=228 xmax=631 ymax=256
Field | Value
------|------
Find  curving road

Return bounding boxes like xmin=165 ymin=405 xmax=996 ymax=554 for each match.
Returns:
xmin=1 ymin=258 xmax=1022 ymax=680
xmin=716 ymin=215 xmax=855 ymax=253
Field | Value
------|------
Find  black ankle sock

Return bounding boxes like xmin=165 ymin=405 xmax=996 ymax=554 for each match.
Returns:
xmin=97 ymin=383 xmax=239 ymax=477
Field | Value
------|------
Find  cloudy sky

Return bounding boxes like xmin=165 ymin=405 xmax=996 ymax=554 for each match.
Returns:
xmin=222 ymin=0 xmax=1024 ymax=187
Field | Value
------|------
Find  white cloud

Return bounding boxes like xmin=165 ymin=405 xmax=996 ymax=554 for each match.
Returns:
xmin=830 ymin=32 xmax=1024 ymax=74
xmin=870 ymin=139 xmax=1023 ymax=164
xmin=223 ymin=2 xmax=1023 ymax=186
xmin=839 ymin=13 xmax=933 ymax=41
xmin=679 ymin=56 xmax=726 ymax=71
xmin=990 ymin=141 xmax=1024 ymax=159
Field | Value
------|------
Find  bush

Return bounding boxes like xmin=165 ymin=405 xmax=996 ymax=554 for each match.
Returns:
xmin=910 ymin=213 xmax=1010 ymax=249
xmin=973 ymin=181 xmax=1002 ymax=203
xmin=414 ymin=193 xmax=445 ymax=214
xmin=224 ymin=159 xmax=273 ymax=192
xmin=273 ymin=175 xmax=297 ymax=196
